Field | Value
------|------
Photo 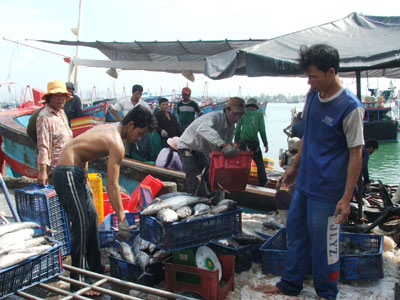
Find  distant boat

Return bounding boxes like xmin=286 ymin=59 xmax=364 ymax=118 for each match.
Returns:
xmin=286 ymin=99 xmax=299 ymax=104
xmin=362 ymin=99 xmax=399 ymax=141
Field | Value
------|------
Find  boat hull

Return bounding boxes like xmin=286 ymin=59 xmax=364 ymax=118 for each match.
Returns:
xmin=364 ymin=120 xmax=399 ymax=141
xmin=0 ymin=107 xmax=276 ymax=211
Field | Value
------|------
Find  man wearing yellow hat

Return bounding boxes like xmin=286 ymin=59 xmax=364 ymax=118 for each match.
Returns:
xmin=178 ymin=97 xmax=245 ymax=196
xmin=36 ymin=80 xmax=73 ymax=185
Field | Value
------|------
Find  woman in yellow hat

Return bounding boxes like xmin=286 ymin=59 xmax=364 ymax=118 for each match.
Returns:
xmin=36 ymin=80 xmax=73 ymax=185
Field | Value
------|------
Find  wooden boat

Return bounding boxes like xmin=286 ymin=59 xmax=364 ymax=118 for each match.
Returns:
xmin=0 ymin=108 xmax=276 ymax=211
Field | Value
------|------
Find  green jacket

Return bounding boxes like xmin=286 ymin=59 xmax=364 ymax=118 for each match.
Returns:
xmin=234 ymin=109 xmax=268 ymax=146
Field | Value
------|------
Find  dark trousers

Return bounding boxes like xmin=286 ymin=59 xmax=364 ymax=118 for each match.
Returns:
xmin=178 ymin=148 xmax=210 ymax=196
xmin=53 ymin=166 xmax=102 ymax=287
xmin=239 ymin=140 xmax=267 ymax=186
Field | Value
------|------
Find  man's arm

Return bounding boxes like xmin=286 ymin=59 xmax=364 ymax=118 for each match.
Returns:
xmin=105 ymin=148 xmax=125 ymax=222
xmin=334 ymin=145 xmax=363 ymax=224
xmin=109 ymin=107 xmax=123 ymax=122
xmin=281 ymin=138 xmax=303 ymax=186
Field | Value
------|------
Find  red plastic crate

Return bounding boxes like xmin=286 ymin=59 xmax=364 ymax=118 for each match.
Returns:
xmin=164 ymin=254 xmax=235 ymax=300
xmin=209 ymin=151 xmax=253 ymax=191
xmin=128 ymin=175 xmax=163 ymax=212
xmin=103 ymin=192 xmax=131 ymax=218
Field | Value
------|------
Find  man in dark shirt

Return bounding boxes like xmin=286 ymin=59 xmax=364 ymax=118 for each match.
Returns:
xmin=154 ymin=97 xmax=182 ymax=140
xmin=64 ymin=82 xmax=83 ymax=126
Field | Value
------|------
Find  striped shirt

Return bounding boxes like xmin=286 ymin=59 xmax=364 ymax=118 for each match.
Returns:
xmin=36 ymin=106 xmax=73 ymax=173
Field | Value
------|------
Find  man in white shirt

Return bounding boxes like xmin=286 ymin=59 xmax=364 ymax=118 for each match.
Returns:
xmin=109 ymin=84 xmax=151 ymax=121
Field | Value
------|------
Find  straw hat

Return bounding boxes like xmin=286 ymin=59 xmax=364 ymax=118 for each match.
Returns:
xmin=226 ymin=97 xmax=245 ymax=113
xmin=167 ymin=136 xmax=180 ymax=150
xmin=41 ymin=80 xmax=71 ymax=101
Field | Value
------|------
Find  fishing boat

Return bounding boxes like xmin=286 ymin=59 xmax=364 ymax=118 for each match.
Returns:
xmin=0 ymin=108 xmax=276 ymax=211
xmin=362 ymin=97 xmax=399 ymax=141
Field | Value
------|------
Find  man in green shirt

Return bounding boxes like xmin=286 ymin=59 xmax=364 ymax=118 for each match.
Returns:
xmin=234 ymin=98 xmax=269 ymax=186
xmin=177 ymin=87 xmax=203 ymax=131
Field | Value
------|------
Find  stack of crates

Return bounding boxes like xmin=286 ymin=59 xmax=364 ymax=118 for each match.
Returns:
xmin=15 ymin=184 xmax=71 ymax=256
xmin=88 ymin=173 xmax=104 ymax=224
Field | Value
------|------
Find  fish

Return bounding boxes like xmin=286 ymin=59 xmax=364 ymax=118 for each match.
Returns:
xmin=140 ymin=239 xmax=150 ymax=251
xmin=108 ymin=247 xmax=122 ymax=259
xmin=0 ymin=236 xmax=47 ymax=256
xmin=141 ymin=193 xmax=210 ymax=215
xmin=131 ymin=234 xmax=142 ymax=255
xmin=0 ymin=228 xmax=36 ymax=249
xmin=0 ymin=222 xmax=40 ymax=237
xmin=216 ymin=199 xmax=237 ymax=209
xmin=176 ymin=206 xmax=192 ymax=219
xmin=0 ymin=252 xmax=42 ymax=269
xmin=232 ymin=233 xmax=264 ymax=245
xmin=151 ymin=249 xmax=171 ymax=262
xmin=157 ymin=208 xmax=179 ymax=223
xmin=116 ymin=241 xmax=135 ymax=264
xmin=192 ymin=204 xmax=210 ymax=216
xmin=148 ymin=242 xmax=156 ymax=254
xmin=135 ymin=251 xmax=150 ymax=270
xmin=262 ymin=221 xmax=284 ymax=230
xmin=210 ymin=204 xmax=229 ymax=215
xmin=8 ymin=244 xmax=52 ymax=255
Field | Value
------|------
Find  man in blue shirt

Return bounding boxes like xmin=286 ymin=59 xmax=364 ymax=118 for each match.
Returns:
xmin=266 ymin=44 xmax=364 ymax=300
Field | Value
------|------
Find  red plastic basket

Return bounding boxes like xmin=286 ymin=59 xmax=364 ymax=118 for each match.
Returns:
xmin=164 ymin=254 xmax=235 ymax=300
xmin=209 ymin=151 xmax=253 ymax=191
xmin=103 ymin=192 xmax=131 ymax=218
xmin=128 ymin=175 xmax=163 ymax=212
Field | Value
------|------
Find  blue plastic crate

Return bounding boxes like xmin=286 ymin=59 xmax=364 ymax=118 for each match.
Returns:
xmin=14 ymin=184 xmax=71 ymax=256
xmin=98 ymin=212 xmax=140 ymax=248
xmin=207 ymin=241 xmax=252 ymax=273
xmin=140 ymin=209 xmax=242 ymax=251
xmin=251 ymin=232 xmax=271 ymax=264
xmin=109 ymin=255 xmax=164 ymax=286
xmin=0 ymin=243 xmax=62 ymax=299
xmin=340 ymin=232 xmax=383 ymax=280
xmin=260 ymin=229 xmax=384 ymax=281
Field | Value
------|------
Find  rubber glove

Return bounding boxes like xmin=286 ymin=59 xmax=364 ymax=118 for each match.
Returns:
xmin=160 ymin=129 xmax=168 ymax=138
xmin=222 ymin=144 xmax=237 ymax=157
xmin=116 ymin=219 xmax=130 ymax=241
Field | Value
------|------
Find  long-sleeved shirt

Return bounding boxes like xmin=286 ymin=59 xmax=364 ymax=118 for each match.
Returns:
xmin=234 ymin=109 xmax=268 ymax=146
xmin=178 ymin=111 xmax=234 ymax=153
xmin=63 ymin=94 xmax=83 ymax=125
xmin=36 ymin=106 xmax=73 ymax=173
xmin=154 ymin=110 xmax=182 ymax=138
xmin=155 ymin=148 xmax=183 ymax=170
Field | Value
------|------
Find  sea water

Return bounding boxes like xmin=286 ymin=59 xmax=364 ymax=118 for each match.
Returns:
xmin=263 ymin=103 xmax=400 ymax=185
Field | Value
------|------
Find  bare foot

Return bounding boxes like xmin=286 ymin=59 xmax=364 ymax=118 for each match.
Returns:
xmin=263 ymin=285 xmax=283 ymax=294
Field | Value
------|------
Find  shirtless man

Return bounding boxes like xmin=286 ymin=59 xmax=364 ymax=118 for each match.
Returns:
xmin=53 ymin=106 xmax=156 ymax=294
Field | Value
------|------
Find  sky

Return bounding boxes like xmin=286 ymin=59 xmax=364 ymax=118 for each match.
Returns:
xmin=0 ymin=0 xmax=399 ymax=102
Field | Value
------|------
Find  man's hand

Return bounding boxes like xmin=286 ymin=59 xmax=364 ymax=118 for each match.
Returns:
xmin=160 ymin=129 xmax=168 ymax=138
xmin=222 ymin=144 xmax=237 ymax=157
xmin=264 ymin=145 xmax=269 ymax=153
xmin=116 ymin=219 xmax=130 ymax=241
xmin=334 ymin=198 xmax=351 ymax=224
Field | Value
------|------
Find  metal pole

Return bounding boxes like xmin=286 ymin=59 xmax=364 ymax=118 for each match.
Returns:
xmin=63 ymin=265 xmax=197 ymax=300
xmin=0 ymin=173 xmax=21 ymax=222
xmin=356 ymin=70 xmax=363 ymax=222
xmin=73 ymin=0 xmax=83 ymax=91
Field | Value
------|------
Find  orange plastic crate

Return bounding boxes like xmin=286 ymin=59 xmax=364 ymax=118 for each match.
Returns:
xmin=209 ymin=151 xmax=253 ymax=191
